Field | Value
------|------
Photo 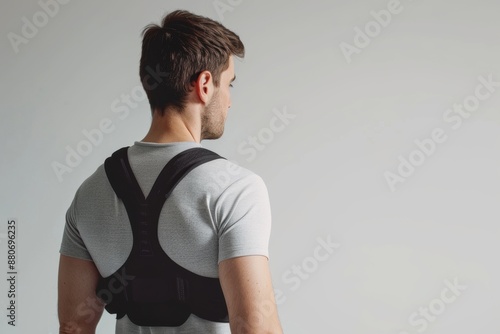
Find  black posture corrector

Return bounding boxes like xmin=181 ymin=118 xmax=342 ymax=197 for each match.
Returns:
xmin=95 ymin=146 xmax=229 ymax=326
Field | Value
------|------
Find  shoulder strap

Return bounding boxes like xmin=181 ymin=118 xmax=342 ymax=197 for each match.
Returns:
xmin=104 ymin=147 xmax=144 ymax=202
xmin=148 ymin=147 xmax=224 ymax=202
xmin=104 ymin=146 xmax=224 ymax=204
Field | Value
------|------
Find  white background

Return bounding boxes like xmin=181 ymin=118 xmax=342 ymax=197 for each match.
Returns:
xmin=1 ymin=0 xmax=499 ymax=333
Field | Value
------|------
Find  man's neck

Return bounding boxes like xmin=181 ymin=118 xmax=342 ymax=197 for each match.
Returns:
xmin=142 ymin=109 xmax=201 ymax=143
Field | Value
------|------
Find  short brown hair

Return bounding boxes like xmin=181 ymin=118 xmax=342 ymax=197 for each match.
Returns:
xmin=139 ymin=10 xmax=245 ymax=115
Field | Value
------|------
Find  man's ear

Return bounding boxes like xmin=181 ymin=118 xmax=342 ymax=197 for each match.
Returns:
xmin=193 ymin=70 xmax=214 ymax=105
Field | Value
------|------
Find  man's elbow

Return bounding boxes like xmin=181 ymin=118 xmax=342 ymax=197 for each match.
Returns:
xmin=59 ymin=321 xmax=81 ymax=334
xmin=59 ymin=320 xmax=97 ymax=334
xmin=230 ymin=313 xmax=283 ymax=334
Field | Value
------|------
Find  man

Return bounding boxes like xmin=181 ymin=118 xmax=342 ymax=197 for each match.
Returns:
xmin=57 ymin=9 xmax=283 ymax=334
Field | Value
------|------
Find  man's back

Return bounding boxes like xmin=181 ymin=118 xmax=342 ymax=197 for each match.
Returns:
xmin=60 ymin=141 xmax=272 ymax=333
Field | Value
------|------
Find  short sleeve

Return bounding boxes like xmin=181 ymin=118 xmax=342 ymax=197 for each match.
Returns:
xmin=59 ymin=191 xmax=92 ymax=261
xmin=216 ymin=174 xmax=272 ymax=263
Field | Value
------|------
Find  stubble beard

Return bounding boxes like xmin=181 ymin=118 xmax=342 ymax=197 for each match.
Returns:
xmin=200 ymin=91 xmax=226 ymax=140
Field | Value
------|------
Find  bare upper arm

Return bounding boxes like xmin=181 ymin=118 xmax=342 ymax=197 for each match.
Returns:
xmin=58 ymin=254 xmax=105 ymax=334
xmin=219 ymin=255 xmax=283 ymax=334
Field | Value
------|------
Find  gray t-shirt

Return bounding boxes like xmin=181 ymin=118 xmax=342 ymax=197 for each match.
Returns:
xmin=59 ymin=141 xmax=272 ymax=333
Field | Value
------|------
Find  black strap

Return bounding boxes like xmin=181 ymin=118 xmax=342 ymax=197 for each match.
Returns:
xmin=150 ymin=147 xmax=224 ymax=201
xmin=105 ymin=146 xmax=224 ymax=259
xmin=105 ymin=146 xmax=223 ymax=203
